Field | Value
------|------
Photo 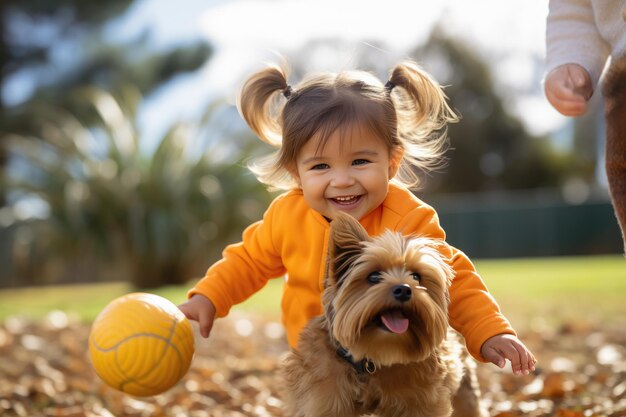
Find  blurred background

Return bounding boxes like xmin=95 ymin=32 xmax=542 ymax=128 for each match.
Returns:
xmin=0 ymin=0 xmax=623 ymax=289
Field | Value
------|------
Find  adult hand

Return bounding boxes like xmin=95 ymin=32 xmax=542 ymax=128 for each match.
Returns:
xmin=544 ymin=63 xmax=593 ymax=117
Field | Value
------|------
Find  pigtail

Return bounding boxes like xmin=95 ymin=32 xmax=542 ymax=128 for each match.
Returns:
xmin=237 ymin=63 xmax=290 ymax=147
xmin=239 ymin=63 xmax=301 ymax=191
xmin=387 ymin=61 xmax=459 ymax=187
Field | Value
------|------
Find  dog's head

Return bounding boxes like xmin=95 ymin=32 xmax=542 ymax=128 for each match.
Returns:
xmin=323 ymin=212 xmax=454 ymax=366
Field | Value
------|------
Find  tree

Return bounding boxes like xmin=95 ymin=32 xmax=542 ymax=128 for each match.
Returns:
xmin=411 ymin=29 xmax=563 ymax=193
xmin=1 ymin=0 xmax=212 ymax=204
xmin=2 ymin=86 xmax=269 ymax=288
xmin=1 ymin=1 xmax=128 ymax=204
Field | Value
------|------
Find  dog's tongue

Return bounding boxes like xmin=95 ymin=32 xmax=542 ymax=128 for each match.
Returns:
xmin=381 ymin=310 xmax=409 ymax=334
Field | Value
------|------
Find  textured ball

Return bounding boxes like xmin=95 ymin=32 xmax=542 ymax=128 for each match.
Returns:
xmin=89 ymin=293 xmax=195 ymax=397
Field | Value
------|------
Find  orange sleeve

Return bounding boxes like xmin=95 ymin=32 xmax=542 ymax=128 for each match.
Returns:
xmin=188 ymin=197 xmax=286 ymax=318
xmin=446 ymin=249 xmax=516 ymax=362
xmin=398 ymin=203 xmax=516 ymax=362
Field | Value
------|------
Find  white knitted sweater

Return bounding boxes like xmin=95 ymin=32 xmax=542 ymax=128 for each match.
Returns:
xmin=546 ymin=0 xmax=626 ymax=87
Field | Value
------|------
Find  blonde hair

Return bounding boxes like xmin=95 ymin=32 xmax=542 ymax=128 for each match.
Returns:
xmin=237 ymin=60 xmax=458 ymax=191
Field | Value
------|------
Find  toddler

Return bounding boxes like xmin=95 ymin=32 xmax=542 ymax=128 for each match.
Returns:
xmin=544 ymin=0 xmax=626 ymax=253
xmin=179 ymin=60 xmax=536 ymax=375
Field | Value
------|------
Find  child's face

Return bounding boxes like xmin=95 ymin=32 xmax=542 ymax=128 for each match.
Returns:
xmin=293 ymin=124 xmax=397 ymax=221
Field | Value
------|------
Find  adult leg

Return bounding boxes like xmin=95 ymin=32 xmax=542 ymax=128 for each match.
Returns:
xmin=602 ymin=55 xmax=626 ymax=255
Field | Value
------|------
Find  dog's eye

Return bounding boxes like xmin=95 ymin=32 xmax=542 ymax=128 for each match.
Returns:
xmin=411 ymin=272 xmax=421 ymax=282
xmin=367 ymin=272 xmax=382 ymax=284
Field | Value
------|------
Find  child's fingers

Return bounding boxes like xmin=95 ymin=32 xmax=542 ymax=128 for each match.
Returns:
xmin=178 ymin=295 xmax=216 ymax=339
xmin=513 ymin=343 xmax=529 ymax=374
xmin=177 ymin=303 xmax=194 ymax=320
xmin=489 ymin=339 xmax=529 ymax=375
xmin=516 ymin=347 xmax=531 ymax=375
xmin=527 ymin=351 xmax=538 ymax=372
xmin=198 ymin=313 xmax=212 ymax=338
xmin=178 ymin=302 xmax=211 ymax=338
xmin=511 ymin=341 xmax=537 ymax=375
xmin=483 ymin=335 xmax=537 ymax=375
xmin=481 ymin=346 xmax=506 ymax=368
xmin=501 ymin=344 xmax=525 ymax=375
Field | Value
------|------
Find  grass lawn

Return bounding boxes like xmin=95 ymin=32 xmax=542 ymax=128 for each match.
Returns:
xmin=0 ymin=255 xmax=624 ymax=330
xmin=474 ymin=255 xmax=626 ymax=331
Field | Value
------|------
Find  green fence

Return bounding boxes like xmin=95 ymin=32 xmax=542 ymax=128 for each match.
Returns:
xmin=432 ymin=190 xmax=623 ymax=258
xmin=1 ymin=190 xmax=623 ymax=287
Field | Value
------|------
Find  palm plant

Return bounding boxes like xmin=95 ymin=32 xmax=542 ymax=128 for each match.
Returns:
xmin=1 ymin=85 xmax=270 ymax=288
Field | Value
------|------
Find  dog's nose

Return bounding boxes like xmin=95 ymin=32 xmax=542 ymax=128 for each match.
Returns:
xmin=392 ymin=284 xmax=412 ymax=302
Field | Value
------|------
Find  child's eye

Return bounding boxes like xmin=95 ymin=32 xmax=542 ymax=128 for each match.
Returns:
xmin=311 ymin=163 xmax=329 ymax=170
xmin=352 ymin=159 xmax=370 ymax=166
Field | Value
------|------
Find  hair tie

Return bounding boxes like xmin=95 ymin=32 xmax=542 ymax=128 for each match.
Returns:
xmin=384 ymin=81 xmax=395 ymax=93
xmin=283 ymin=85 xmax=293 ymax=99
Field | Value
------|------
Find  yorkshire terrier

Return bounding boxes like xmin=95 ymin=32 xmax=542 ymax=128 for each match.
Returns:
xmin=281 ymin=213 xmax=486 ymax=417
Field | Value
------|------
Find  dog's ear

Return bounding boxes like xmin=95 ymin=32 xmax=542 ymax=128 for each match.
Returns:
xmin=327 ymin=212 xmax=371 ymax=286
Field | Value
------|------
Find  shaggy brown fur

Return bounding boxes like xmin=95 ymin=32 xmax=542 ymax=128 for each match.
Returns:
xmin=280 ymin=213 xmax=486 ymax=417
xmin=602 ymin=54 xmax=626 ymax=254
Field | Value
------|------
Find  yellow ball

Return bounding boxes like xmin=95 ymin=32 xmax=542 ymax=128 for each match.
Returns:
xmin=89 ymin=293 xmax=195 ymax=397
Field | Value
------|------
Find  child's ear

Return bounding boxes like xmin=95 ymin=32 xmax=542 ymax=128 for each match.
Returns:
xmin=388 ymin=146 xmax=404 ymax=178
xmin=288 ymin=164 xmax=302 ymax=187
xmin=327 ymin=212 xmax=371 ymax=287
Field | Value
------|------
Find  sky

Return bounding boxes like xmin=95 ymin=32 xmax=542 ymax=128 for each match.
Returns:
xmin=3 ymin=0 xmax=566 ymax=151
xmin=102 ymin=0 xmax=566 ymax=149
xmin=3 ymin=0 xmax=606 ymax=223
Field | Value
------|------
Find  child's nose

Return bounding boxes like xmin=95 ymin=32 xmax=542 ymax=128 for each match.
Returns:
xmin=330 ymin=169 xmax=355 ymax=188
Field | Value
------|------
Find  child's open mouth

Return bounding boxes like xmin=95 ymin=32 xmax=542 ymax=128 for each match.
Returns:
xmin=330 ymin=195 xmax=362 ymax=208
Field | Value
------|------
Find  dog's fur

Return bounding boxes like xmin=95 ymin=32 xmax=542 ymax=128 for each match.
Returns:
xmin=280 ymin=213 xmax=486 ymax=417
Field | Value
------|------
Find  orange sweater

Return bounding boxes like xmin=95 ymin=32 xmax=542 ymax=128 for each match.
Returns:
xmin=189 ymin=184 xmax=515 ymax=361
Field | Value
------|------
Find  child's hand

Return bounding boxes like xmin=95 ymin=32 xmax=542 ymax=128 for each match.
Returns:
xmin=544 ymin=63 xmax=593 ymax=117
xmin=480 ymin=333 xmax=537 ymax=375
xmin=178 ymin=294 xmax=216 ymax=338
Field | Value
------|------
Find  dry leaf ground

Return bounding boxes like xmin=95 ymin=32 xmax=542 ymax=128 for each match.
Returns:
xmin=0 ymin=311 xmax=625 ymax=417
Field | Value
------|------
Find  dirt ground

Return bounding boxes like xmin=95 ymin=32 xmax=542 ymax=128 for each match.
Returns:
xmin=0 ymin=311 xmax=624 ymax=417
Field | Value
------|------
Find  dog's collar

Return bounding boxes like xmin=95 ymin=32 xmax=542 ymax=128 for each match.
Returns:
xmin=336 ymin=346 xmax=377 ymax=375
